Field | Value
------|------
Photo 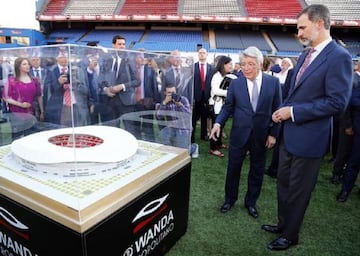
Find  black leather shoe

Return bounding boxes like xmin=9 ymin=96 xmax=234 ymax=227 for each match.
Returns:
xmin=261 ymin=224 xmax=281 ymax=234
xmin=267 ymin=236 xmax=297 ymax=251
xmin=337 ymin=190 xmax=349 ymax=202
xmin=220 ymin=202 xmax=233 ymax=213
xmin=246 ymin=206 xmax=258 ymax=218
xmin=331 ymin=174 xmax=341 ymax=185
xmin=265 ymin=169 xmax=277 ymax=178
xmin=201 ymin=136 xmax=209 ymax=141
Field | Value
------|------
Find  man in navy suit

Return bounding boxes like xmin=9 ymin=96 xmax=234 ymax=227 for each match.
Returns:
xmin=102 ymin=35 xmax=140 ymax=131
xmin=44 ymin=51 xmax=92 ymax=127
xmin=29 ymin=54 xmax=48 ymax=120
xmin=337 ymin=58 xmax=360 ymax=202
xmin=192 ymin=48 xmax=213 ymax=143
xmin=43 ymin=52 xmax=72 ymax=126
xmin=210 ymin=46 xmax=282 ymax=218
xmin=161 ymin=50 xmax=193 ymax=104
xmin=133 ymin=51 xmax=161 ymax=142
xmin=262 ymin=5 xmax=353 ymax=250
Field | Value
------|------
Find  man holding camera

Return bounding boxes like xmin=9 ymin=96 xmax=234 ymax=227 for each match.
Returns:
xmin=156 ymin=84 xmax=192 ymax=149
xmin=44 ymin=51 xmax=76 ymax=126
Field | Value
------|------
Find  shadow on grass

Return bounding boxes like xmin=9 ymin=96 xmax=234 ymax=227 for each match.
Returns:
xmin=167 ymin=124 xmax=360 ymax=256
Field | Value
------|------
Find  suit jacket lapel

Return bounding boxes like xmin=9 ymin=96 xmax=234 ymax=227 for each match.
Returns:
xmin=257 ymin=75 xmax=268 ymax=109
xmin=239 ymin=77 xmax=253 ymax=110
xmin=290 ymin=41 xmax=335 ymax=95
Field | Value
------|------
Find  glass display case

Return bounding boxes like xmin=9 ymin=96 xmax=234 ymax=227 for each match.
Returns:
xmin=0 ymin=45 xmax=192 ymax=255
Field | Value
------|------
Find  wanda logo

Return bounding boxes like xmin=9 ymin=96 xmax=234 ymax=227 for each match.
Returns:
xmin=132 ymin=194 xmax=169 ymax=234
xmin=0 ymin=207 xmax=29 ymax=240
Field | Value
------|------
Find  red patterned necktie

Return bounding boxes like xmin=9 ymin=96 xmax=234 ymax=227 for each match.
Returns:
xmin=295 ymin=48 xmax=316 ymax=85
xmin=200 ymin=63 xmax=205 ymax=91
xmin=62 ymin=67 xmax=71 ymax=106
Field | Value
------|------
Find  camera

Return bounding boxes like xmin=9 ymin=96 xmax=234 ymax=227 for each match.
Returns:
xmin=171 ymin=93 xmax=181 ymax=102
xmin=60 ymin=72 xmax=69 ymax=82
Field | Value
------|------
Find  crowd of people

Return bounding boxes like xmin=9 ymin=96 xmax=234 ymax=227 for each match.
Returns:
xmin=0 ymin=3 xmax=358 ymax=252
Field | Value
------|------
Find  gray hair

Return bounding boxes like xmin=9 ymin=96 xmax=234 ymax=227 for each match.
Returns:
xmin=240 ymin=46 xmax=264 ymax=64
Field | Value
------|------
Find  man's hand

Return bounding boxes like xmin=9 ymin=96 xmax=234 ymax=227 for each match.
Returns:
xmin=59 ymin=75 xmax=68 ymax=85
xmin=163 ymin=94 xmax=172 ymax=105
xmin=345 ymin=127 xmax=354 ymax=136
xmin=109 ymin=84 xmax=124 ymax=94
xmin=104 ymin=87 xmax=116 ymax=97
xmin=272 ymin=106 xmax=292 ymax=123
xmin=209 ymin=124 xmax=221 ymax=141
xmin=266 ymin=135 xmax=276 ymax=149
xmin=90 ymin=104 xmax=95 ymax=114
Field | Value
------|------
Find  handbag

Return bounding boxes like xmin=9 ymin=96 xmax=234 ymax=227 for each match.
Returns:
xmin=206 ymin=103 xmax=215 ymax=117
xmin=219 ymin=76 xmax=232 ymax=90
xmin=219 ymin=74 xmax=237 ymax=90
xmin=213 ymin=96 xmax=224 ymax=114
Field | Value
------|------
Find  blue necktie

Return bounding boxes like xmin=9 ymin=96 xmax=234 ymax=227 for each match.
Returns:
xmin=35 ymin=69 xmax=40 ymax=78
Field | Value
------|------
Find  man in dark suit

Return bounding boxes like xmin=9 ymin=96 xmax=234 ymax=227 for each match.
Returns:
xmin=102 ymin=35 xmax=140 ymax=131
xmin=44 ymin=51 xmax=92 ymax=127
xmin=336 ymin=58 xmax=360 ymax=202
xmin=29 ymin=54 xmax=48 ymax=120
xmin=232 ymin=62 xmax=243 ymax=78
xmin=262 ymin=5 xmax=353 ymax=251
xmin=133 ymin=51 xmax=161 ymax=142
xmin=43 ymin=51 xmax=73 ymax=126
xmin=330 ymin=63 xmax=357 ymax=185
xmin=210 ymin=46 xmax=282 ymax=218
xmin=265 ymin=68 xmax=294 ymax=178
xmin=161 ymin=50 xmax=193 ymax=104
xmin=192 ymin=48 xmax=213 ymax=143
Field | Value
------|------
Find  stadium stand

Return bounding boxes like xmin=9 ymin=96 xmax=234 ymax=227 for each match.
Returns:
xmin=215 ymin=30 xmax=244 ymax=49
xmin=132 ymin=29 xmax=209 ymax=52
xmin=64 ymin=0 xmax=120 ymax=15
xmin=182 ymin=0 xmax=245 ymax=16
xmin=43 ymin=28 xmax=88 ymax=44
xmin=3 ymin=0 xmax=358 ymax=57
xmin=267 ymin=29 xmax=305 ymax=55
xmin=133 ymin=41 xmax=211 ymax=52
xmin=40 ymin=0 xmax=360 ymax=21
xmin=240 ymin=30 xmax=272 ymax=52
xmin=42 ymin=0 xmax=70 ymax=15
xmin=144 ymin=30 xmax=202 ymax=43
xmin=120 ymin=0 xmax=178 ymax=15
xmin=305 ymin=0 xmax=360 ymax=21
xmin=333 ymin=31 xmax=360 ymax=58
xmin=244 ymin=0 xmax=303 ymax=18
xmin=79 ymin=29 xmax=145 ymax=48
xmin=214 ymin=29 xmax=272 ymax=53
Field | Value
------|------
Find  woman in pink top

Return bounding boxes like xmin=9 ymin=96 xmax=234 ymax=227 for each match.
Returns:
xmin=3 ymin=57 xmax=44 ymax=120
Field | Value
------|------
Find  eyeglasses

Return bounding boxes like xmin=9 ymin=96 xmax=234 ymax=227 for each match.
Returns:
xmin=240 ymin=62 xmax=257 ymax=68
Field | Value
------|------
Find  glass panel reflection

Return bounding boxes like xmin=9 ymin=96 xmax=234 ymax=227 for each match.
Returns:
xmin=0 ymin=44 xmax=194 ymax=151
